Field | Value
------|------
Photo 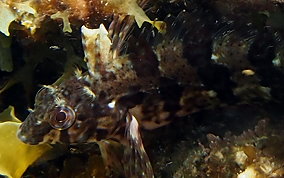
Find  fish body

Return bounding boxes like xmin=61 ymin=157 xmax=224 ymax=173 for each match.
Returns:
xmin=17 ymin=12 xmax=219 ymax=177
xmin=17 ymin=5 xmax=282 ymax=177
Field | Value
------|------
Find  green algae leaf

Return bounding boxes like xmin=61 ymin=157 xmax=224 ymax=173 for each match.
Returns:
xmin=0 ymin=106 xmax=52 ymax=178
xmin=0 ymin=106 xmax=21 ymax=123
xmin=267 ymin=12 xmax=284 ymax=29
xmin=0 ymin=33 xmax=13 ymax=72
xmin=59 ymin=155 xmax=106 ymax=178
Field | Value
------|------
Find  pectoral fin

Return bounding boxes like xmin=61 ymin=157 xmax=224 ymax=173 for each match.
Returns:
xmin=123 ymin=114 xmax=154 ymax=178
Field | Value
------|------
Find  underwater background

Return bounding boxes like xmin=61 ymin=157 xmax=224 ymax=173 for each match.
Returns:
xmin=1 ymin=0 xmax=284 ymax=177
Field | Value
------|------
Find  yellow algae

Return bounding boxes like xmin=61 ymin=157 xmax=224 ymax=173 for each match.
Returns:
xmin=12 ymin=0 xmax=39 ymax=34
xmin=0 ymin=106 xmax=21 ymax=123
xmin=51 ymin=11 xmax=72 ymax=33
xmin=0 ymin=0 xmax=165 ymax=36
xmin=0 ymin=106 xmax=52 ymax=178
xmin=0 ymin=1 xmax=17 ymax=36
xmin=0 ymin=0 xmax=40 ymax=36
xmin=237 ymin=166 xmax=258 ymax=178
xmin=109 ymin=0 xmax=150 ymax=27
xmin=242 ymin=69 xmax=255 ymax=76
xmin=13 ymin=0 xmax=37 ymax=15
xmin=106 ymin=0 xmax=166 ymax=32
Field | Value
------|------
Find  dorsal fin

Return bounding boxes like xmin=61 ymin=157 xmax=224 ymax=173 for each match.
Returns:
xmin=108 ymin=15 xmax=135 ymax=59
xmin=81 ymin=15 xmax=135 ymax=80
xmin=81 ymin=24 xmax=112 ymax=79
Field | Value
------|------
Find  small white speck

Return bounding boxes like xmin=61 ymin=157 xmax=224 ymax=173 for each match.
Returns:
xmin=63 ymin=90 xmax=69 ymax=96
xmin=18 ymin=134 xmax=27 ymax=142
xmin=35 ymin=120 xmax=42 ymax=125
xmin=27 ymin=108 xmax=34 ymax=113
xmin=272 ymin=57 xmax=281 ymax=67
xmin=49 ymin=46 xmax=60 ymax=50
xmin=211 ymin=54 xmax=219 ymax=60
xmin=108 ymin=100 xmax=116 ymax=108
xmin=76 ymin=123 xmax=81 ymax=128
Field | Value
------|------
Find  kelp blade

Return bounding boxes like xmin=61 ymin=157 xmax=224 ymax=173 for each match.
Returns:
xmin=0 ymin=107 xmax=52 ymax=178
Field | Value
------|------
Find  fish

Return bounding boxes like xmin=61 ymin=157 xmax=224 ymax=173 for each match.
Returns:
xmin=16 ymin=11 xmax=222 ymax=177
xmin=16 ymin=5 xmax=282 ymax=177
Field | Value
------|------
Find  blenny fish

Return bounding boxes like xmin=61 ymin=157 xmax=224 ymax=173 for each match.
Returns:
xmin=16 ymin=5 xmax=281 ymax=177
xmin=16 ymin=11 xmax=219 ymax=177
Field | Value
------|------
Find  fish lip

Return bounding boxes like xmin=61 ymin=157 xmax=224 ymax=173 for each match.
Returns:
xmin=17 ymin=129 xmax=40 ymax=145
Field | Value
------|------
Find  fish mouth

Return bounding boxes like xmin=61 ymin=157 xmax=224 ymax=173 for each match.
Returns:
xmin=17 ymin=128 xmax=41 ymax=145
xmin=17 ymin=127 xmax=42 ymax=145
xmin=17 ymin=134 xmax=39 ymax=145
xmin=17 ymin=117 xmax=53 ymax=145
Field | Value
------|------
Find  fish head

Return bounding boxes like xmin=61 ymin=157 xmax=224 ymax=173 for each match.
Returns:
xmin=17 ymin=77 xmax=119 ymax=145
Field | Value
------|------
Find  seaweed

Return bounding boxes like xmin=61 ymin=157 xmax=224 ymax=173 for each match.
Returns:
xmin=0 ymin=106 xmax=52 ymax=178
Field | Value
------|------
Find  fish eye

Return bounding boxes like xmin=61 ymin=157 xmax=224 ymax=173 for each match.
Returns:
xmin=49 ymin=106 xmax=76 ymax=130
